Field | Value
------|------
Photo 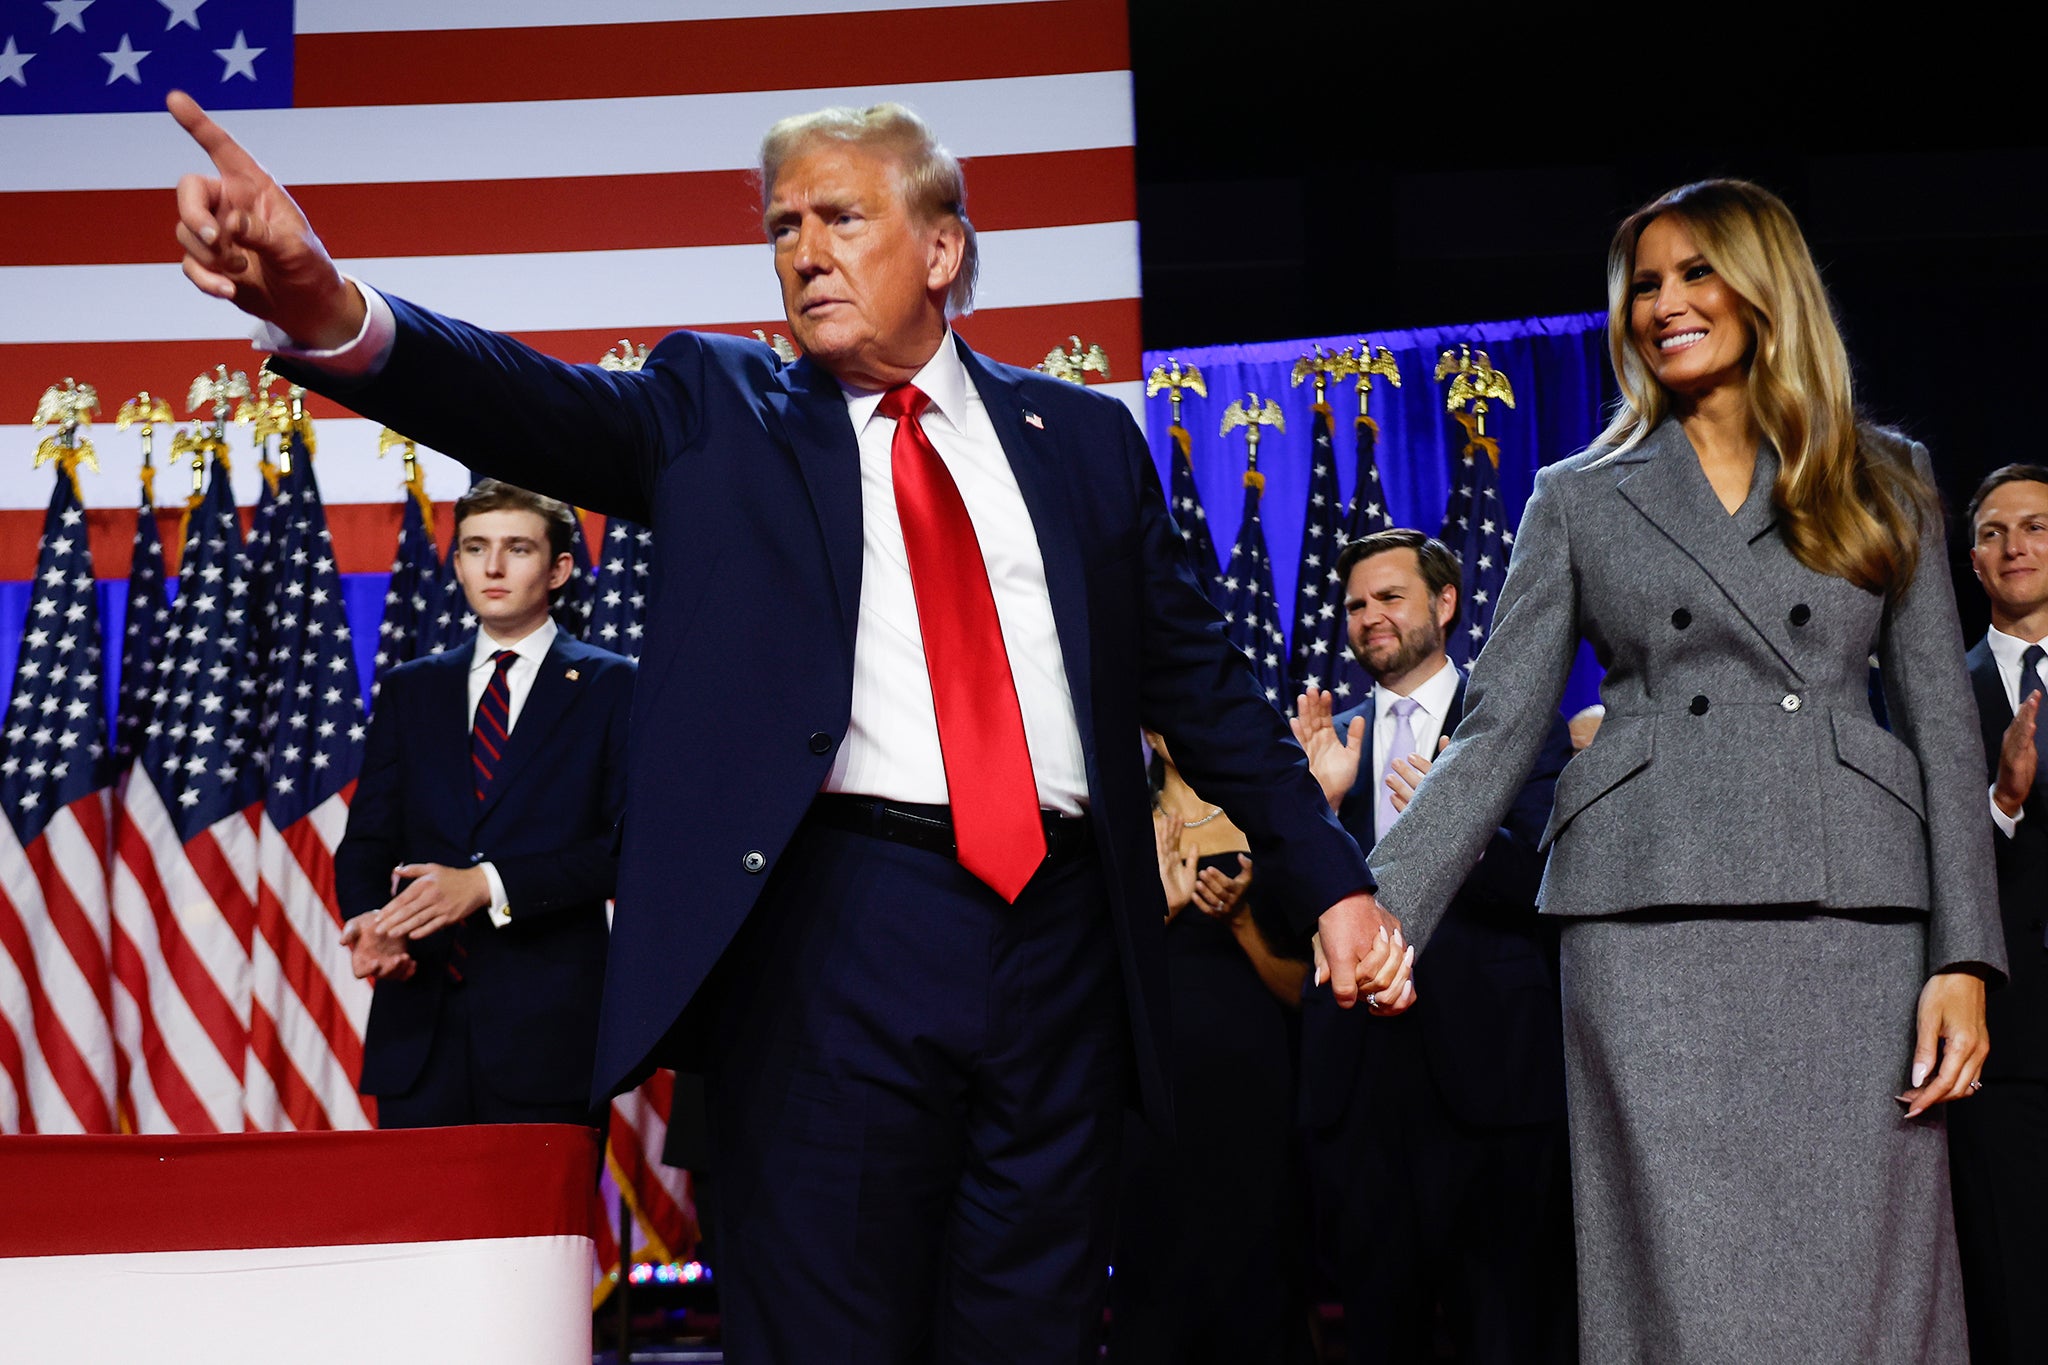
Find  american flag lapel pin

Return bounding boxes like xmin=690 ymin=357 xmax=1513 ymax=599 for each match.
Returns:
xmin=1023 ymin=411 xmax=1044 ymax=429
xmin=565 ymin=668 xmax=580 ymax=681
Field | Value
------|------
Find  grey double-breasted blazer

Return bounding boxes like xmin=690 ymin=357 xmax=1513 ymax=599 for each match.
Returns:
xmin=1370 ymin=417 xmax=2007 ymax=983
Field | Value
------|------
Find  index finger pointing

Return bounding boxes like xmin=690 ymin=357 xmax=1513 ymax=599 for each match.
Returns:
xmin=167 ymin=90 xmax=259 ymax=174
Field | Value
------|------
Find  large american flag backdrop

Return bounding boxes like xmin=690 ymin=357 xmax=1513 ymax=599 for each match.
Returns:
xmin=0 ymin=0 xmax=1141 ymax=1282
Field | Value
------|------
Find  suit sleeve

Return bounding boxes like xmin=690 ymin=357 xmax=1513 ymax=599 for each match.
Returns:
xmin=1369 ymin=463 xmax=1582 ymax=951
xmin=333 ymin=671 xmax=407 ymax=922
xmin=1880 ymin=442 xmax=2008 ymax=983
xmin=267 ymin=294 xmax=706 ymax=525
xmin=1453 ymin=712 xmax=1572 ymax=915
xmin=1123 ymin=413 xmax=1372 ymax=934
xmin=488 ymin=664 xmax=631 ymax=921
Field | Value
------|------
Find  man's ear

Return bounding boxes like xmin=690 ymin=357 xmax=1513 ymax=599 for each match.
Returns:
xmin=548 ymin=551 xmax=574 ymax=592
xmin=1436 ymin=584 xmax=1459 ymax=632
xmin=926 ymin=217 xmax=966 ymax=297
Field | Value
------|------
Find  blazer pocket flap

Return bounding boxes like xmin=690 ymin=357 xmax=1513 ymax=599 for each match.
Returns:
xmin=1540 ymin=714 xmax=1653 ymax=850
xmin=1831 ymin=713 xmax=1926 ymax=819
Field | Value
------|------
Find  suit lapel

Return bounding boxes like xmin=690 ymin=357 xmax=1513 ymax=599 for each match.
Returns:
xmin=476 ymin=638 xmax=585 ymax=822
xmin=766 ymin=357 xmax=864 ymax=638
xmin=1967 ymin=638 xmax=2012 ymax=776
xmin=959 ymin=342 xmax=1099 ymax=765
xmin=432 ymin=649 xmax=475 ymax=814
xmin=1615 ymin=422 xmax=1803 ymax=678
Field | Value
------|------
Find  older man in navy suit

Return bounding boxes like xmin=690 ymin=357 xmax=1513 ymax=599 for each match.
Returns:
xmin=1293 ymin=529 xmax=1575 ymax=1365
xmin=337 ymin=480 xmax=633 ymax=1128
xmin=166 ymin=93 xmax=1399 ymax=1361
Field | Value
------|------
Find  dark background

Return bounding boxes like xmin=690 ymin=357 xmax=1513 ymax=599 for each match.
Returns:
xmin=1125 ymin=7 xmax=2047 ymax=641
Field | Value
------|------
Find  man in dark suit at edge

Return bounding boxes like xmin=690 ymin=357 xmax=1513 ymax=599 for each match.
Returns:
xmin=1292 ymin=529 xmax=1576 ymax=1365
xmin=337 ymin=480 xmax=632 ymax=1128
xmin=165 ymin=93 xmax=1408 ymax=1361
xmin=1952 ymin=464 xmax=2048 ymax=1365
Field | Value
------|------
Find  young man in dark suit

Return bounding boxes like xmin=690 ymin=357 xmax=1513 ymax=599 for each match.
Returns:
xmin=1292 ymin=529 xmax=1576 ymax=1365
xmin=337 ymin=480 xmax=633 ymax=1128
xmin=1952 ymin=464 xmax=2048 ymax=1365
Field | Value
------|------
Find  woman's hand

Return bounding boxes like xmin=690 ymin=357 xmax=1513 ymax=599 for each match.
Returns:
xmin=1154 ymin=812 xmax=1197 ymax=924
xmin=1290 ymin=682 xmax=1364 ymax=811
xmin=1898 ymin=971 xmax=1989 ymax=1118
xmin=1192 ymin=853 xmax=1253 ymax=922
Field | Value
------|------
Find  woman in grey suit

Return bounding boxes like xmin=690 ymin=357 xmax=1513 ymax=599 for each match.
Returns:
xmin=1363 ymin=180 xmax=2008 ymax=1363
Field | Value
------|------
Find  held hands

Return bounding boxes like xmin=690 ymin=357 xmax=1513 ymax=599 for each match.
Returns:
xmin=1291 ymin=682 xmax=1364 ymax=812
xmin=1313 ymin=890 xmax=1415 ymax=1015
xmin=373 ymin=863 xmax=492 ymax=941
xmin=1993 ymin=691 xmax=2040 ymax=820
xmin=339 ymin=916 xmax=416 ymax=983
xmin=168 ymin=91 xmax=365 ymax=348
xmin=1899 ymin=972 xmax=1990 ymax=1118
xmin=1155 ymin=813 xmax=1198 ymax=925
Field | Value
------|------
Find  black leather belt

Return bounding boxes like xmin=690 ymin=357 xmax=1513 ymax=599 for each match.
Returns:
xmin=810 ymin=794 xmax=1093 ymax=862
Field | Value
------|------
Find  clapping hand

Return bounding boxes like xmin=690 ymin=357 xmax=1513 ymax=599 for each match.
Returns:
xmin=1386 ymin=736 xmax=1452 ymax=814
xmin=1155 ymin=813 xmax=1198 ymax=925
xmin=1993 ymin=691 xmax=2039 ymax=820
xmin=1192 ymin=853 xmax=1253 ymax=923
xmin=339 ymin=916 xmax=416 ymax=983
xmin=373 ymin=863 xmax=491 ymax=940
xmin=1291 ymin=682 xmax=1365 ymax=811
xmin=168 ymin=91 xmax=365 ymax=347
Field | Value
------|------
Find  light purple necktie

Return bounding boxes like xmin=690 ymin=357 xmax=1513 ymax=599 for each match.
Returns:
xmin=1376 ymin=695 xmax=1421 ymax=839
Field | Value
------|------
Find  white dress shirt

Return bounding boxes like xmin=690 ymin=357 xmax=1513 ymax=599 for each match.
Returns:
xmin=1984 ymin=625 xmax=2046 ymax=839
xmin=261 ymin=287 xmax=1090 ymax=814
xmin=467 ymin=617 xmax=558 ymax=926
xmin=1367 ymin=657 xmax=1462 ymax=811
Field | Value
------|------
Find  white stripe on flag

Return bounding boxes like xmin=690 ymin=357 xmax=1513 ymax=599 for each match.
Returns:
xmin=299 ymin=0 xmax=1057 ymax=33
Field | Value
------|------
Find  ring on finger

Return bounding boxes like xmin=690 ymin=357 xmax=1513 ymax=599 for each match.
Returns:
xmin=1366 ymin=992 xmax=1380 ymax=1009
xmin=1968 ymin=1079 xmax=1984 ymax=1093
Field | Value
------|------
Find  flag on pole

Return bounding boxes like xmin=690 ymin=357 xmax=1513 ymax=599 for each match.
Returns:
xmin=1167 ymin=434 xmax=1221 ymax=598
xmin=552 ymin=513 xmax=596 ymax=641
xmin=372 ymin=470 xmax=441 ymax=695
xmin=110 ymin=451 xmax=258 ymax=1133
xmin=0 ymin=461 xmax=116 ymax=1134
xmin=243 ymin=451 xmax=371 ymax=1131
xmin=110 ymin=478 xmax=169 ymax=776
xmin=1286 ymin=402 xmax=1347 ymax=698
xmin=1320 ymin=409 xmax=1401 ymax=706
xmin=586 ymin=518 xmax=654 ymax=662
xmin=1218 ymin=471 xmax=1288 ymax=709
xmin=1439 ymin=412 xmax=1512 ymax=671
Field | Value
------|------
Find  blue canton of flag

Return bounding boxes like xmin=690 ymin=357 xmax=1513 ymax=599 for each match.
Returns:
xmin=1287 ymin=405 xmax=1347 ymax=700
xmin=417 ymin=539 xmax=474 ymax=658
xmin=142 ymin=454 xmax=260 ymax=841
xmin=0 ymin=0 xmax=293 ymax=115
xmin=1165 ymin=430 xmax=1221 ymax=600
xmin=585 ymin=517 xmax=654 ymax=662
xmin=252 ymin=459 xmax=363 ymax=828
xmin=1218 ymin=472 xmax=1287 ymax=709
xmin=2 ymin=469 xmax=107 ymax=844
xmin=372 ymin=484 xmax=440 ymax=695
xmin=1438 ymin=431 xmax=1512 ymax=671
xmin=1322 ymin=414 xmax=1399 ymax=705
xmin=111 ymin=480 xmax=168 ymax=776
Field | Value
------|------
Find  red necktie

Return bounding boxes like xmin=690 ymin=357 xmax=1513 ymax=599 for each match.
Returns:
xmin=471 ymin=649 xmax=517 ymax=802
xmin=881 ymin=384 xmax=1046 ymax=901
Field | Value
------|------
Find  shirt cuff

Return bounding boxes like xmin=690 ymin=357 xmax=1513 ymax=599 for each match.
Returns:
xmin=1991 ymin=784 xmax=2023 ymax=840
xmin=481 ymin=862 xmax=512 ymax=928
xmin=250 ymin=278 xmax=397 ymax=377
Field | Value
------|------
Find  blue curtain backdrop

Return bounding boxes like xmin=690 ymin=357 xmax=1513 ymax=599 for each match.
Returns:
xmin=3 ymin=311 xmax=1621 ymax=725
xmin=1141 ymin=311 xmax=1615 ymax=715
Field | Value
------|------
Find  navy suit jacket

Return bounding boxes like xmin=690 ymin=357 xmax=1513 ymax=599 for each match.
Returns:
xmin=334 ymin=633 xmax=633 ymax=1107
xmin=1299 ymin=679 xmax=1572 ymax=1129
xmin=1967 ymin=638 xmax=2048 ymax=1080
xmin=280 ymin=303 xmax=1369 ymax=1121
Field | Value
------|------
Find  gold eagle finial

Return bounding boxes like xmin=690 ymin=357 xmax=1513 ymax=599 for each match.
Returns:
xmin=601 ymin=338 xmax=654 ymax=371
xmin=1220 ymin=392 xmax=1285 ymax=478
xmin=32 ymin=378 xmax=101 ymax=485
xmin=748 ymin=331 xmax=797 ymax=364
xmin=1145 ymin=357 xmax=1207 ymax=428
xmin=1037 ymin=336 xmax=1111 ymax=385
xmin=1346 ymin=343 xmax=1401 ymax=419
xmin=1289 ymin=344 xmax=1351 ymax=406
xmin=1441 ymin=348 xmax=1516 ymax=436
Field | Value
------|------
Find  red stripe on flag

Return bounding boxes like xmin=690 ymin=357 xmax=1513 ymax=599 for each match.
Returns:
xmin=0 ymin=1008 xmax=31 ymax=1134
xmin=276 ymin=817 xmax=367 ymax=1084
xmin=0 ymin=885 xmax=110 ymax=1134
xmin=0 ymin=148 xmax=1135 ymax=268
xmin=293 ymin=0 xmax=1129 ymax=107
xmin=0 ymin=297 xmax=1140 ymax=453
xmin=113 ymin=809 xmax=247 ymax=1083
xmin=109 ymin=917 xmax=218 ymax=1133
xmin=0 ymin=1124 xmax=602 ymax=1256
xmin=247 ymin=1000 xmax=329 ymax=1133
xmin=25 ymin=812 xmax=113 ymax=1026
xmin=183 ymin=824 xmax=259 ymax=954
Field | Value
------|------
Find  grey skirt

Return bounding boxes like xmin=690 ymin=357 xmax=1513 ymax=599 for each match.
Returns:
xmin=1561 ymin=911 xmax=1968 ymax=1365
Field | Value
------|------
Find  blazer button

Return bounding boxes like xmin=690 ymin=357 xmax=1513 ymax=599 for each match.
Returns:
xmin=1690 ymin=695 xmax=1710 ymax=716
xmin=1671 ymin=608 xmax=1691 ymax=630
xmin=809 ymin=731 xmax=834 ymax=755
xmin=1781 ymin=693 xmax=1802 ymax=713
xmin=742 ymin=851 xmax=767 ymax=873
xmin=470 ymin=852 xmax=485 ymax=865
xmin=1789 ymin=603 xmax=1812 ymax=626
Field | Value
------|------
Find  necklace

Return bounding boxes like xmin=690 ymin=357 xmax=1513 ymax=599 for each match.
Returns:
xmin=1178 ymin=803 xmax=1225 ymax=828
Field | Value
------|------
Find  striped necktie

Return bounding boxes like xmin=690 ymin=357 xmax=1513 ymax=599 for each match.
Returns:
xmin=471 ymin=649 xmax=518 ymax=803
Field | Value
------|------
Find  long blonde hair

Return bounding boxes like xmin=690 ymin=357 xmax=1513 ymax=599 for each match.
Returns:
xmin=1595 ymin=179 xmax=1931 ymax=597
